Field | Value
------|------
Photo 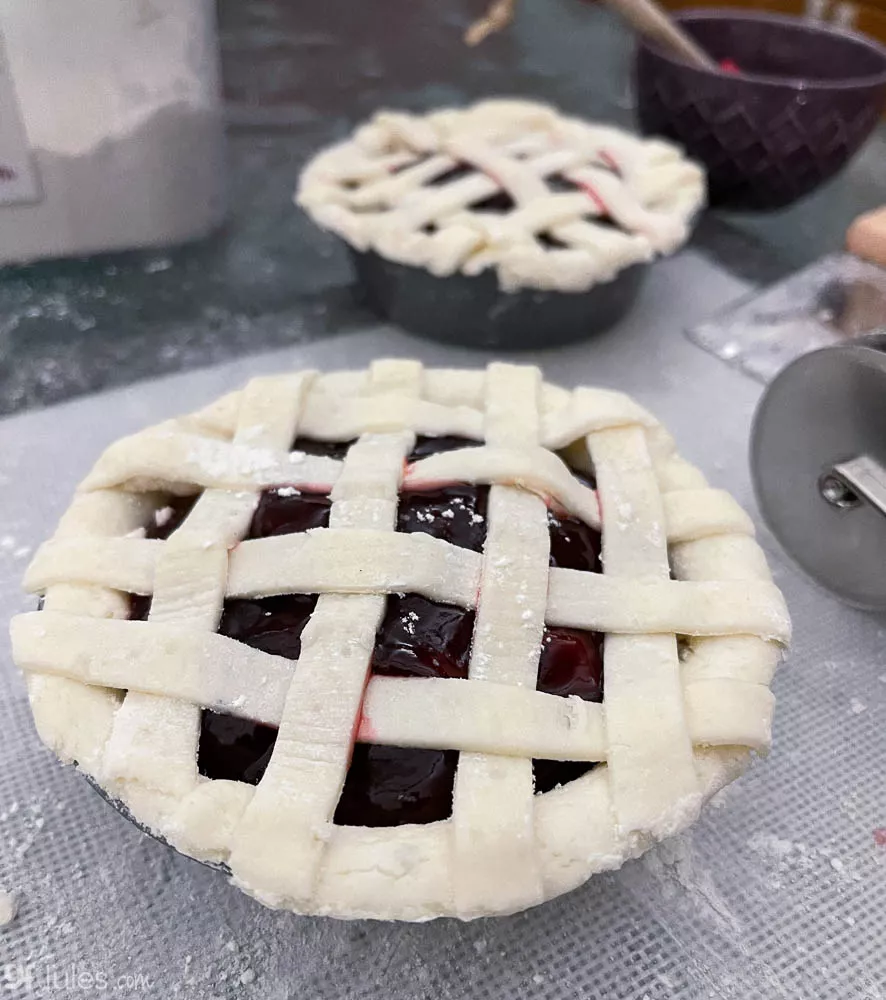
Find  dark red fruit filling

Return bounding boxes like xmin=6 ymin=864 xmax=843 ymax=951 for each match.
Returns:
xmin=128 ymin=435 xmax=603 ymax=824
xmin=197 ymin=595 xmax=319 ymax=784
xmin=398 ymin=485 xmax=488 ymax=554
xmin=548 ymin=507 xmax=601 ymax=572
xmin=292 ymin=436 xmax=355 ymax=460
xmin=422 ymin=163 xmax=617 ymax=244
xmin=198 ymin=714 xmax=278 ymax=787
xmin=145 ymin=495 xmax=199 ymax=540
xmin=533 ymin=627 xmax=603 ymax=794
xmin=334 ymin=746 xmax=459 ymax=827
xmin=470 ymin=191 xmax=516 ymax=213
xmin=408 ymin=435 xmax=479 ymax=461
xmin=218 ymin=594 xmax=318 ymax=657
xmin=428 ymin=163 xmax=474 ymax=186
xmin=250 ymin=489 xmax=332 ymax=537
xmin=372 ymin=594 xmax=474 ymax=680
xmin=537 ymin=233 xmax=569 ymax=250
xmin=547 ymin=173 xmax=583 ymax=195
xmin=332 ymin=593 xmax=475 ymax=826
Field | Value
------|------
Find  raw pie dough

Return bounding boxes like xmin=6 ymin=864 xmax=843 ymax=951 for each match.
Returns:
xmin=11 ymin=361 xmax=789 ymax=921
xmin=297 ymin=99 xmax=706 ymax=293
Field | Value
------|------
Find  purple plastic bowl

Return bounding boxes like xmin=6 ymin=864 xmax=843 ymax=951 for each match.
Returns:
xmin=635 ymin=10 xmax=886 ymax=210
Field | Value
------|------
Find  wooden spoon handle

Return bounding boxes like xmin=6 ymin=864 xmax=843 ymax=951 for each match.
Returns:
xmin=605 ymin=0 xmax=717 ymax=70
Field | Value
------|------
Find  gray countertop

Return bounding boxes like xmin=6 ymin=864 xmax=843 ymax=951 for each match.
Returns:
xmin=0 ymin=0 xmax=884 ymax=416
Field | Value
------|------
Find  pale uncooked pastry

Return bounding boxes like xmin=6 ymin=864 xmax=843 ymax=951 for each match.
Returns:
xmin=0 ymin=890 xmax=18 ymax=929
xmin=11 ymin=361 xmax=790 ymax=921
xmin=297 ymin=99 xmax=706 ymax=293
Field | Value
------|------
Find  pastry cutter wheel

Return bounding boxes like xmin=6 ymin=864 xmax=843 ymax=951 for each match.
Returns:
xmin=751 ymin=331 xmax=886 ymax=609
xmin=699 ymin=205 xmax=886 ymax=607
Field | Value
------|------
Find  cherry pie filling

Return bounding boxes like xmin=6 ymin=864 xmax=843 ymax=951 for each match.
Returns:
xmin=128 ymin=436 xmax=603 ymax=828
xmin=409 ymin=159 xmax=620 ymax=248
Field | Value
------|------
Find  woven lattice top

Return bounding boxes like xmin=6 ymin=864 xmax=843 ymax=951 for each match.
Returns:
xmin=297 ymin=100 xmax=706 ymax=293
xmin=12 ymin=360 xmax=789 ymax=921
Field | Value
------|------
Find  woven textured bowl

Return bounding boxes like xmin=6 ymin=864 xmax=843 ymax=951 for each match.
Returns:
xmin=635 ymin=10 xmax=886 ymax=210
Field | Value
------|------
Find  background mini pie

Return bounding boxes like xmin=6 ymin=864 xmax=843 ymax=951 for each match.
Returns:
xmin=11 ymin=360 xmax=790 ymax=921
xmin=297 ymin=100 xmax=706 ymax=347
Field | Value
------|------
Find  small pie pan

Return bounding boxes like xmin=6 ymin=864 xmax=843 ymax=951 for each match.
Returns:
xmin=349 ymin=249 xmax=649 ymax=351
xmin=84 ymin=773 xmax=230 ymax=874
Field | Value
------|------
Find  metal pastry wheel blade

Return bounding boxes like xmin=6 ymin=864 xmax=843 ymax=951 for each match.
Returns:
xmin=751 ymin=332 xmax=886 ymax=609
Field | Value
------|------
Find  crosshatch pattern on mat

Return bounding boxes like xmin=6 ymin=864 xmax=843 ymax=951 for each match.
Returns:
xmin=11 ymin=359 xmax=789 ymax=921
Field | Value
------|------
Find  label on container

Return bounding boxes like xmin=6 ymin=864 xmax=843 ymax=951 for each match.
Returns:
xmin=0 ymin=27 xmax=41 ymax=207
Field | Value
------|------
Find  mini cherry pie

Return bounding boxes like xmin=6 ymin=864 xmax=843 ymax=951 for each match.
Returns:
xmin=11 ymin=360 xmax=790 ymax=920
xmin=297 ymin=99 xmax=705 ymax=293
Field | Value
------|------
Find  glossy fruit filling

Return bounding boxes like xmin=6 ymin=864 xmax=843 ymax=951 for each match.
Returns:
xmin=424 ymin=160 xmax=619 ymax=247
xmin=129 ymin=435 xmax=603 ymax=827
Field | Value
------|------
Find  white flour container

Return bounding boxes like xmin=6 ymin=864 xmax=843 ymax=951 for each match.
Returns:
xmin=0 ymin=0 xmax=225 ymax=264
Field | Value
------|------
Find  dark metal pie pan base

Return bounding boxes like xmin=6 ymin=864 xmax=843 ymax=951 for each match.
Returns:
xmin=84 ymin=773 xmax=230 ymax=873
xmin=350 ymin=249 xmax=648 ymax=351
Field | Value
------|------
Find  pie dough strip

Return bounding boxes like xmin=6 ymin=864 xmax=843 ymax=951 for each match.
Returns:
xmin=12 ymin=612 xmax=296 ymax=727
xmin=452 ymin=363 xmax=549 ymax=916
xmin=100 ymin=374 xmax=318 ymax=828
xmin=683 ymin=679 xmax=773 ymax=751
xmin=192 ymin=372 xmax=487 ymax=444
xmin=663 ymin=489 xmax=754 ymax=544
xmin=79 ymin=430 xmax=341 ymax=495
xmin=364 ymin=676 xmax=771 ymax=755
xmin=590 ymin=425 xmax=702 ymax=839
xmin=26 ymin=490 xmax=155 ymax=776
xmin=188 ymin=369 xmax=631 ymax=451
xmin=547 ymin=571 xmax=790 ymax=642
xmin=541 ymin=386 xmax=656 ymax=448
xmin=26 ymin=486 xmax=755 ymax=606
xmin=668 ymin=496 xmax=784 ymax=755
xmin=299 ymin=394 xmax=485 ymax=442
xmin=405 ymin=448 xmax=752 ymax=542
xmin=24 ymin=530 xmax=482 ymax=607
xmin=404 ymin=445 xmax=600 ymax=527
xmin=316 ymin=821 xmax=453 ymax=922
xmin=228 ymin=359 xmax=425 ymax=912
xmin=25 ymin=537 xmax=163 ymax=595
xmin=24 ymin=532 xmax=786 ymax=639
xmin=362 ymin=676 xmax=604 ymax=758
xmin=228 ymin=530 xmax=482 ymax=606
xmin=13 ymin=613 xmax=774 ymax=757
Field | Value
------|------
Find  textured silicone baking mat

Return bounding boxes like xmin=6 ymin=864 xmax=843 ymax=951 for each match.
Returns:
xmin=1 ymin=253 xmax=884 ymax=1000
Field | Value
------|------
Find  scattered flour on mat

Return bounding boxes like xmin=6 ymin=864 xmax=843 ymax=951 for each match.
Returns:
xmin=0 ymin=535 xmax=30 ymax=560
xmin=748 ymin=832 xmax=862 ymax=884
xmin=707 ymin=781 xmax=740 ymax=811
xmin=640 ymin=834 xmax=742 ymax=935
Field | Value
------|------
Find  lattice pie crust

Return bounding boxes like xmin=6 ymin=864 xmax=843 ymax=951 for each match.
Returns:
xmin=11 ymin=361 xmax=789 ymax=921
xmin=297 ymin=100 xmax=706 ymax=293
